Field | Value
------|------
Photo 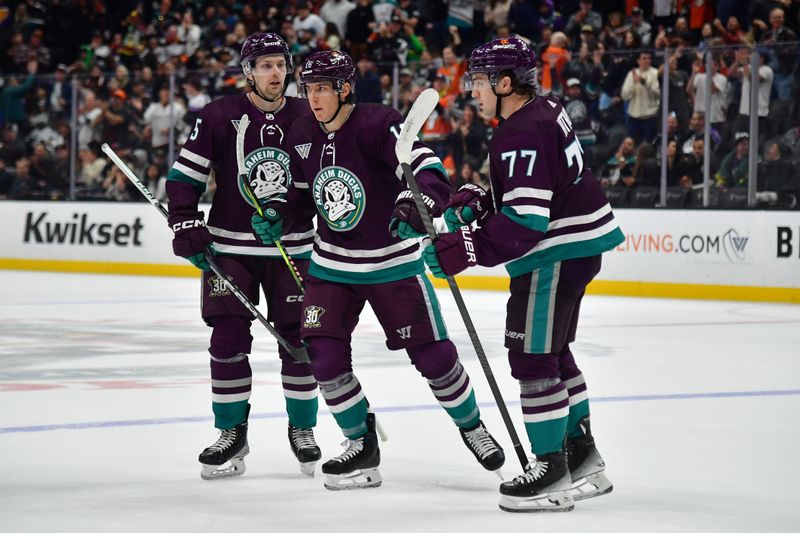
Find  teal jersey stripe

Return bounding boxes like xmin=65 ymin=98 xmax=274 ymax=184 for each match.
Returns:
xmin=527 ymin=263 xmax=557 ymax=354
xmin=419 ymin=274 xmax=448 ymax=340
xmin=507 ymin=227 xmax=624 ymax=278
xmin=419 ymin=161 xmax=449 ymax=179
xmin=500 ymin=205 xmax=550 ymax=233
xmin=309 ymin=258 xmax=425 ymax=285
xmin=167 ymin=168 xmax=206 ymax=194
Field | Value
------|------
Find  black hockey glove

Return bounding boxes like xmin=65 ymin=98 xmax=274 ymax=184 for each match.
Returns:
xmin=168 ymin=210 xmax=214 ymax=271
xmin=388 ymin=189 xmax=441 ymax=239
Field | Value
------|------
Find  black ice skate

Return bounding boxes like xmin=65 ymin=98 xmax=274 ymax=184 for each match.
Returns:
xmin=198 ymin=420 xmax=249 ymax=480
xmin=459 ymin=421 xmax=505 ymax=473
xmin=498 ymin=451 xmax=575 ymax=512
xmin=567 ymin=416 xmax=613 ymax=501
xmin=321 ymin=413 xmax=381 ymax=490
xmin=288 ymin=424 xmax=322 ymax=477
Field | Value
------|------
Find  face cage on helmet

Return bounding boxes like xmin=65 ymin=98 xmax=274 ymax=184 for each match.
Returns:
xmin=463 ymin=67 xmax=537 ymax=91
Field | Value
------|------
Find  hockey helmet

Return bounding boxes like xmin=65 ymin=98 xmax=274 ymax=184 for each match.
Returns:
xmin=465 ymin=37 xmax=537 ymax=90
xmin=299 ymin=50 xmax=356 ymax=97
xmin=240 ymin=32 xmax=293 ymax=76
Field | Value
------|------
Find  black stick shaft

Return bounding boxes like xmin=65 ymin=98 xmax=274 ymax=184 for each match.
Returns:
xmin=401 ymin=162 xmax=528 ymax=469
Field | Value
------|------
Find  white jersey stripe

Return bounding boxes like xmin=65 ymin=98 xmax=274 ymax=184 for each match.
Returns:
xmin=179 ymin=148 xmax=211 ymax=168
xmin=314 ymin=235 xmax=417 ymax=258
xmin=508 ymin=205 xmax=550 ymax=218
xmin=546 ymin=203 xmax=612 ymax=231
xmin=523 ymin=219 xmax=620 ymax=256
xmin=213 ymin=243 xmax=313 ymax=256
xmin=502 ymin=187 xmax=553 ymax=202
xmin=311 ymin=248 xmax=421 ymax=273
xmin=172 ymin=161 xmax=209 ymax=183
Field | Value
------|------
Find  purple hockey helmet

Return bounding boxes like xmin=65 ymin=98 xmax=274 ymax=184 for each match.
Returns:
xmin=240 ymin=32 xmax=293 ymax=76
xmin=466 ymin=37 xmax=537 ymax=90
xmin=299 ymin=50 xmax=357 ymax=97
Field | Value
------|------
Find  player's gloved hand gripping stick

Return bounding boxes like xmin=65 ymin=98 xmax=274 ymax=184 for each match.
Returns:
xmin=395 ymin=88 xmax=528 ymax=470
xmin=237 ymin=113 xmax=305 ymax=294
xmin=101 ymin=142 xmax=310 ymax=364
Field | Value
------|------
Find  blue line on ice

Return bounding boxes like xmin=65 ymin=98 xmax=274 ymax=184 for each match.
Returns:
xmin=3 ymin=388 xmax=799 ymax=434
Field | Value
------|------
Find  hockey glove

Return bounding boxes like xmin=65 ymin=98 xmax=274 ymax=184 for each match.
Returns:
xmin=388 ymin=189 xmax=441 ymax=239
xmin=423 ymin=227 xmax=479 ymax=278
xmin=168 ymin=210 xmax=215 ymax=271
xmin=251 ymin=202 xmax=285 ymax=245
xmin=443 ymin=184 xmax=493 ymax=232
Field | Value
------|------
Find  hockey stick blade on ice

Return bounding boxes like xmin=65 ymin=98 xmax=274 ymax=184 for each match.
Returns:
xmin=101 ymin=142 xmax=309 ymax=363
xmin=236 ymin=113 xmax=305 ymax=293
xmin=394 ymin=89 xmax=528 ymax=470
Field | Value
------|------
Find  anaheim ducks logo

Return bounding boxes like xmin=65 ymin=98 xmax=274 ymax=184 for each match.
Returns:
xmin=312 ymin=166 xmax=366 ymax=231
xmin=239 ymin=147 xmax=292 ymax=206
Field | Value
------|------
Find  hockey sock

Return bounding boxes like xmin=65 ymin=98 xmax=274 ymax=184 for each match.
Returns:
xmin=210 ymin=351 xmax=252 ymax=430
xmin=281 ymin=367 xmax=319 ymax=429
xmin=407 ymin=341 xmax=480 ymax=429
xmin=318 ymin=372 xmax=369 ymax=439
xmin=520 ymin=378 xmax=569 ymax=456
xmin=564 ymin=373 xmax=590 ymax=439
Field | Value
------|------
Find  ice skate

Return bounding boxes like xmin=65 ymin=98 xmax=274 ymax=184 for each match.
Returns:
xmin=198 ymin=420 xmax=249 ymax=480
xmin=322 ymin=413 xmax=381 ymax=490
xmin=567 ymin=416 xmax=613 ymax=501
xmin=288 ymin=424 xmax=321 ymax=477
xmin=459 ymin=421 xmax=505 ymax=473
xmin=498 ymin=451 xmax=575 ymax=513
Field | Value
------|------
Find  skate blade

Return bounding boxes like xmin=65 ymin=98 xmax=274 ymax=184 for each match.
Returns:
xmin=300 ymin=460 xmax=317 ymax=477
xmin=570 ymin=471 xmax=613 ymax=501
xmin=323 ymin=468 xmax=382 ymax=490
xmin=499 ymin=490 xmax=575 ymax=513
xmin=200 ymin=456 xmax=247 ymax=480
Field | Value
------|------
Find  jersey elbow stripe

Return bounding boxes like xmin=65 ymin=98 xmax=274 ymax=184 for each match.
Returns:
xmin=502 ymin=187 xmax=554 ymax=202
xmin=167 ymin=169 xmax=206 ymax=193
xmin=501 ymin=205 xmax=549 ymax=232
xmin=547 ymin=204 xmax=612 ymax=231
xmin=172 ymin=161 xmax=209 ymax=183
xmin=179 ymin=148 xmax=211 ymax=168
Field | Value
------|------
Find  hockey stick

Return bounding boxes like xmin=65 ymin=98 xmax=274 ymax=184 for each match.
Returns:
xmin=395 ymin=89 xmax=528 ymax=470
xmin=100 ymin=143 xmax=310 ymax=364
xmin=236 ymin=113 xmax=305 ymax=294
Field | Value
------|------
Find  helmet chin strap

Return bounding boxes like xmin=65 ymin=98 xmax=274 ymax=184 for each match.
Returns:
xmin=322 ymin=94 xmax=346 ymax=125
xmin=247 ymin=69 xmax=290 ymax=104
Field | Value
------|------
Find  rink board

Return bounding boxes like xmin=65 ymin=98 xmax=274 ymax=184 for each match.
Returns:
xmin=0 ymin=201 xmax=798 ymax=303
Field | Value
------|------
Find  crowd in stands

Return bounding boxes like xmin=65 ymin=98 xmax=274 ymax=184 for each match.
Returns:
xmin=1 ymin=0 xmax=799 ymax=208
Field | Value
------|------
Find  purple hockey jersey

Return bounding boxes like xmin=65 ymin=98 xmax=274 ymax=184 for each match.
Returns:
xmin=166 ymin=94 xmax=315 ymax=258
xmin=284 ymin=103 xmax=451 ymax=284
xmin=474 ymin=97 xmax=624 ymax=277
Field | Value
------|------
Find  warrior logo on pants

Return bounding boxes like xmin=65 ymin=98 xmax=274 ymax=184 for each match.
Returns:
xmin=304 ymin=305 xmax=326 ymax=328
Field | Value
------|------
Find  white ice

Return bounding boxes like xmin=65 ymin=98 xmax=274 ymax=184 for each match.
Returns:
xmin=1 ymin=271 xmax=799 ymax=533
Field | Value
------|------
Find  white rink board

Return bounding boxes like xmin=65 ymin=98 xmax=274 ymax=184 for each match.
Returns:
xmin=1 ymin=201 xmax=799 ymax=289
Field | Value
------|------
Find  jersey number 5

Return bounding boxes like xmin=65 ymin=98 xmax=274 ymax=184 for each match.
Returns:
xmin=190 ymin=118 xmax=202 ymax=141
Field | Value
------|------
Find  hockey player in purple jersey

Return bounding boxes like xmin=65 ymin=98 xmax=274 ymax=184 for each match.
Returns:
xmin=251 ymin=50 xmax=505 ymax=490
xmin=422 ymin=38 xmax=624 ymax=512
xmin=166 ymin=33 xmax=322 ymax=479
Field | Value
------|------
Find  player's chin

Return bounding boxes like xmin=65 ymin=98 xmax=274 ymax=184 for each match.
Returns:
xmin=311 ymin=109 xmax=328 ymax=121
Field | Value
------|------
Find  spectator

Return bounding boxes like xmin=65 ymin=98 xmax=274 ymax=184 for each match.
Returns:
xmin=77 ymin=141 xmax=107 ymax=194
xmin=627 ymin=7 xmax=653 ymax=47
xmin=599 ymin=11 xmax=626 ymax=50
xmin=142 ymin=86 xmax=186 ymax=156
xmin=354 ymin=56 xmax=382 ymax=103
xmin=29 ymin=142 xmax=64 ymax=198
xmin=182 ymin=79 xmax=211 ymax=129
xmin=447 ymin=103 xmax=486 ymax=177
xmin=507 ymin=0 xmax=539 ymax=42
xmin=714 ymin=16 xmax=750 ymax=47
xmin=485 ymin=0 xmax=512 ymax=31
xmin=665 ymin=138 xmax=690 ymax=187
xmin=715 ymin=132 xmax=752 ymax=189
xmin=323 ymin=21 xmax=343 ymax=51
xmin=1 ymin=60 xmax=37 ymax=132
xmin=177 ymin=10 xmax=202 ymax=57
xmin=346 ymin=0 xmax=376 ymax=60
xmin=0 ymin=126 xmax=25 ymax=166
xmin=294 ymin=2 xmax=327 ymax=42
xmin=631 ymin=142 xmax=660 ymax=188
xmin=562 ymin=77 xmax=598 ymax=159
xmin=321 ymin=0 xmax=355 ymax=37
xmin=621 ymin=51 xmax=660 ymax=144
xmin=780 ymin=125 xmax=800 ymax=166
xmin=9 ymin=157 xmax=39 ymax=199
xmin=76 ymin=90 xmax=104 ymax=149
xmin=731 ymin=48 xmax=773 ymax=139
xmin=540 ymin=31 xmax=570 ymax=96
xmin=688 ymin=56 xmax=729 ymax=135
xmin=46 ymin=64 xmax=73 ymax=119
xmin=679 ymin=112 xmax=721 ymax=155
xmin=0 ymin=158 xmax=14 ymax=198
xmin=657 ymin=45 xmax=691 ymax=130
xmin=100 ymin=90 xmax=137 ymax=148
xmin=759 ymin=7 xmax=797 ymax=101
xmin=602 ymin=136 xmax=636 ymax=187
xmin=565 ymin=0 xmax=602 ymax=41
xmin=436 ymin=43 xmax=467 ymax=100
